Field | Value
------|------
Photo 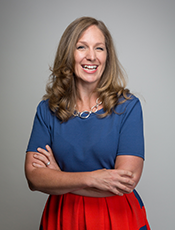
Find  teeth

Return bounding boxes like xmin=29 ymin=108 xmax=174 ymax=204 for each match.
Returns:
xmin=83 ymin=65 xmax=97 ymax=70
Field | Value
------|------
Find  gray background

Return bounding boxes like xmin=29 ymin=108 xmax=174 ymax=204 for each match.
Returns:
xmin=0 ymin=0 xmax=174 ymax=229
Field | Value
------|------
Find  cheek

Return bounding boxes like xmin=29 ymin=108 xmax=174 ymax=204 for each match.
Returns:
xmin=74 ymin=51 xmax=84 ymax=63
xmin=101 ymin=52 xmax=107 ymax=65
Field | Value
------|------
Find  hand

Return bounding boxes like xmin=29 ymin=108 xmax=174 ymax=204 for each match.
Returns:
xmin=33 ymin=145 xmax=61 ymax=171
xmin=90 ymin=168 xmax=135 ymax=196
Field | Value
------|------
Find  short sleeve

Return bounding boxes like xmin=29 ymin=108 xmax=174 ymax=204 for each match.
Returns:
xmin=117 ymin=97 xmax=145 ymax=159
xmin=26 ymin=100 xmax=51 ymax=152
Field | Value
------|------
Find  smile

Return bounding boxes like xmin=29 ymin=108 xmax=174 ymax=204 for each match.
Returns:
xmin=82 ymin=65 xmax=98 ymax=71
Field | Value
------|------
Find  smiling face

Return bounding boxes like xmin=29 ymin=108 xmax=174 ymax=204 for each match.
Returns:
xmin=74 ymin=25 xmax=107 ymax=89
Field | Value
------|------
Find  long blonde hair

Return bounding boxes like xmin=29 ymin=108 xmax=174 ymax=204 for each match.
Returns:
xmin=43 ymin=17 xmax=130 ymax=122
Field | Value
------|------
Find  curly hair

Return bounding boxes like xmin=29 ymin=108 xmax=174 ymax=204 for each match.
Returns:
xmin=43 ymin=16 xmax=130 ymax=122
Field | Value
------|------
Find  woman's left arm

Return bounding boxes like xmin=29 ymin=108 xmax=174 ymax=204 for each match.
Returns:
xmin=114 ymin=155 xmax=144 ymax=190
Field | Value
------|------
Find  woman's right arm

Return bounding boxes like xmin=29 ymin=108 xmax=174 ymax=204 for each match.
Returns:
xmin=25 ymin=150 xmax=94 ymax=195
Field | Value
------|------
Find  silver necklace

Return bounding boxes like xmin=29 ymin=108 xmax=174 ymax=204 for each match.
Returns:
xmin=73 ymin=98 xmax=102 ymax=119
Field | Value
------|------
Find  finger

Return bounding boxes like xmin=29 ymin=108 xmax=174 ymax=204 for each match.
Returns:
xmin=38 ymin=146 xmax=57 ymax=165
xmin=37 ymin=146 xmax=61 ymax=171
xmin=115 ymin=192 xmax=123 ymax=196
xmin=32 ymin=156 xmax=46 ymax=166
xmin=117 ymin=184 xmax=133 ymax=194
xmin=37 ymin=147 xmax=50 ymax=158
xmin=120 ymin=177 xmax=135 ymax=187
xmin=37 ymin=146 xmax=54 ymax=161
xmin=34 ymin=153 xmax=50 ymax=166
xmin=110 ymin=188 xmax=123 ymax=196
xmin=45 ymin=145 xmax=52 ymax=153
xmin=33 ymin=162 xmax=46 ymax=168
xmin=109 ymin=177 xmax=134 ymax=194
xmin=119 ymin=170 xmax=133 ymax=178
xmin=34 ymin=153 xmax=48 ymax=162
xmin=45 ymin=145 xmax=54 ymax=159
xmin=116 ymin=187 xmax=133 ymax=195
xmin=110 ymin=184 xmax=132 ymax=195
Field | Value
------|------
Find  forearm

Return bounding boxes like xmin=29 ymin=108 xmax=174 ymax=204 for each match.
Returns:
xmin=71 ymin=167 xmax=135 ymax=197
xmin=25 ymin=151 xmax=135 ymax=196
xmin=26 ymin=167 xmax=91 ymax=195
xmin=26 ymin=167 xmax=134 ymax=196
xmin=25 ymin=150 xmax=93 ymax=195
xmin=71 ymin=155 xmax=144 ymax=198
xmin=71 ymin=187 xmax=115 ymax=197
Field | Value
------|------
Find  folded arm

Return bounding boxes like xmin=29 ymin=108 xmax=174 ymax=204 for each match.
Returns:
xmin=25 ymin=146 xmax=143 ymax=197
xmin=25 ymin=147 xmax=92 ymax=195
xmin=72 ymin=155 xmax=143 ymax=197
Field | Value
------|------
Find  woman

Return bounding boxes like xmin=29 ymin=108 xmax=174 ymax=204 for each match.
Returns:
xmin=25 ymin=17 xmax=150 ymax=230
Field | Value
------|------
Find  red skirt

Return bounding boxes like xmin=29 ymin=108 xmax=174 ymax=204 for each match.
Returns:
xmin=40 ymin=190 xmax=150 ymax=230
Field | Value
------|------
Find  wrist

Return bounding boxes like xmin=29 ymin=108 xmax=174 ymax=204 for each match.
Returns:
xmin=84 ymin=171 xmax=95 ymax=188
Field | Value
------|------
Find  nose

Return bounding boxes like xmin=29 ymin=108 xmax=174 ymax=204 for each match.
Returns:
xmin=86 ymin=48 xmax=96 ymax=61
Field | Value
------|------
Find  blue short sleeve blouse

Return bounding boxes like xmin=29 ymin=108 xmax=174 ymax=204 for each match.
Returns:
xmin=26 ymin=95 xmax=144 ymax=172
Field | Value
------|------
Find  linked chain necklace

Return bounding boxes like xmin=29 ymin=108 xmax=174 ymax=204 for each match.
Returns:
xmin=73 ymin=98 xmax=102 ymax=119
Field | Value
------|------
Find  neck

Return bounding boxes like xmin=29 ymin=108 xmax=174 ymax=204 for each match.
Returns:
xmin=76 ymin=83 xmax=99 ymax=112
xmin=76 ymin=94 xmax=99 ymax=112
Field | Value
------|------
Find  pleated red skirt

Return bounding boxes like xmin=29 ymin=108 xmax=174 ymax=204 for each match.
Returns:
xmin=40 ymin=190 xmax=150 ymax=230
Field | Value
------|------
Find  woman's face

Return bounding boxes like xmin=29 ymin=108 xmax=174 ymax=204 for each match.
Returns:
xmin=74 ymin=25 xmax=107 ymax=88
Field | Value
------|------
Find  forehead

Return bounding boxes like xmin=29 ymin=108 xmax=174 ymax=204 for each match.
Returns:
xmin=77 ymin=25 xmax=105 ymax=44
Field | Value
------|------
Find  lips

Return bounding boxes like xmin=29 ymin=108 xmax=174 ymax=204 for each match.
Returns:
xmin=82 ymin=65 xmax=98 ymax=71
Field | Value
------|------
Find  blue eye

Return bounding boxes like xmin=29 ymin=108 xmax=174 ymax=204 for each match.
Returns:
xmin=77 ymin=46 xmax=85 ymax=50
xmin=96 ymin=47 xmax=104 ymax=51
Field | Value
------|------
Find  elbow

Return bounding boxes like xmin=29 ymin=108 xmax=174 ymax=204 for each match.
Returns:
xmin=25 ymin=168 xmax=38 ymax=192
xmin=25 ymin=172 xmax=37 ymax=191
xmin=27 ymin=180 xmax=36 ymax=191
xmin=130 ymin=171 xmax=143 ymax=191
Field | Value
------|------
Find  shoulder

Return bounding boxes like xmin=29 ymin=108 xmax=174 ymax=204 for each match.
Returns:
xmin=116 ymin=94 xmax=142 ymax=114
xmin=36 ymin=99 xmax=49 ymax=115
xmin=36 ymin=99 xmax=53 ymax=123
xmin=37 ymin=99 xmax=49 ymax=111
